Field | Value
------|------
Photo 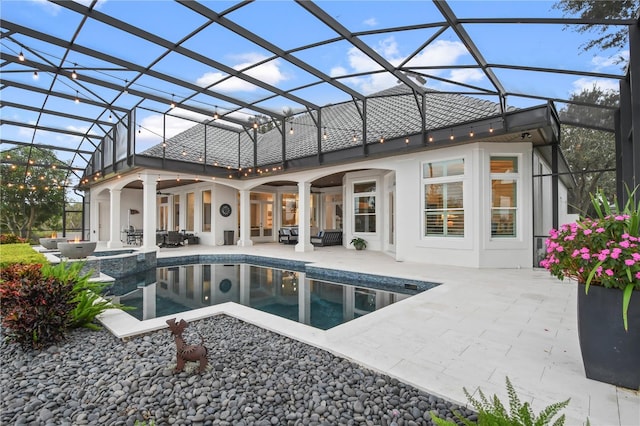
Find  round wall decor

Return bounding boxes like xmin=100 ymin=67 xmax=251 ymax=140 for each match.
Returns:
xmin=219 ymin=278 xmax=232 ymax=293
xmin=219 ymin=203 xmax=232 ymax=217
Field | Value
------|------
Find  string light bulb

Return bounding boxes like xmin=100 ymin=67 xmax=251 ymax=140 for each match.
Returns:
xmin=379 ymin=136 xmax=384 ymax=144
xmin=323 ymin=128 xmax=327 ymax=140
xmin=33 ymin=71 xmax=39 ymax=80
xmin=405 ymin=137 xmax=409 ymax=144
xmin=489 ymin=123 xmax=494 ymax=133
xmin=71 ymin=68 xmax=77 ymax=79
xmin=289 ymin=126 xmax=294 ymax=135
xmin=18 ymin=51 xmax=25 ymax=61
xmin=428 ymin=133 xmax=434 ymax=143
xmin=253 ymin=120 xmax=258 ymax=129
xmin=213 ymin=108 xmax=219 ymax=120
xmin=75 ymin=90 xmax=80 ymax=104
xmin=182 ymin=147 xmax=186 ymax=156
xmin=469 ymin=127 xmax=474 ymax=138
xmin=449 ymin=130 xmax=454 ymax=140
xmin=170 ymin=94 xmax=176 ymax=109
xmin=352 ymin=132 xmax=357 ymax=143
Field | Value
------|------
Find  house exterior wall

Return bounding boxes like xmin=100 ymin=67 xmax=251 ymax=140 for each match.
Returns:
xmin=87 ymin=140 xmax=569 ymax=269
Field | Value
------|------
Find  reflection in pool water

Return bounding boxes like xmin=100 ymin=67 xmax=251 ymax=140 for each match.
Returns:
xmin=107 ymin=263 xmax=422 ymax=330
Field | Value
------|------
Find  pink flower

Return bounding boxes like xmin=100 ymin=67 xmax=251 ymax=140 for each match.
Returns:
xmin=583 ymin=229 xmax=592 ymax=235
xmin=610 ymin=248 xmax=622 ymax=259
xmin=624 ymin=259 xmax=635 ymax=266
xmin=632 ymin=253 xmax=640 ymax=261
xmin=581 ymin=253 xmax=590 ymax=260
xmin=620 ymin=240 xmax=630 ymax=248
xmin=605 ymin=269 xmax=614 ymax=276
xmin=595 ymin=227 xmax=605 ymax=233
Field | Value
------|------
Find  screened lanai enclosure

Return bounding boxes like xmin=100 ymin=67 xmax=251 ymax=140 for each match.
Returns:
xmin=1 ymin=1 xmax=638 ymax=263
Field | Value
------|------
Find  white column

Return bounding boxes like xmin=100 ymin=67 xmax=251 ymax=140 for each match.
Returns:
xmin=295 ymin=181 xmax=314 ymax=252
xmin=108 ymin=189 xmax=123 ymax=248
xmin=343 ymin=286 xmax=355 ymax=320
xmin=298 ymin=273 xmax=310 ymax=325
xmin=239 ymin=264 xmax=251 ymax=305
xmin=141 ymin=175 xmax=158 ymax=252
xmin=142 ymin=283 xmax=157 ymax=320
xmin=237 ymin=189 xmax=253 ymax=247
xmin=89 ymin=190 xmax=100 ymax=242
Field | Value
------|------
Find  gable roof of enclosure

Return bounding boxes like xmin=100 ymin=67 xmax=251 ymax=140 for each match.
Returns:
xmin=1 ymin=1 xmax=637 ymax=191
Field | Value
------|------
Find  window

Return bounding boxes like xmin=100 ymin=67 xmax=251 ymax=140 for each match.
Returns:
xmin=186 ymin=192 xmax=194 ymax=231
xmin=281 ymin=193 xmax=298 ymax=226
xmin=491 ymin=156 xmax=518 ymax=237
xmin=354 ymin=181 xmax=376 ymax=233
xmin=423 ymin=159 xmax=464 ymax=237
xmin=202 ymin=190 xmax=211 ymax=232
xmin=173 ymin=195 xmax=180 ymax=231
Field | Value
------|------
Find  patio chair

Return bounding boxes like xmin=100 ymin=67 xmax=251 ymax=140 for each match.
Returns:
xmin=165 ymin=231 xmax=183 ymax=247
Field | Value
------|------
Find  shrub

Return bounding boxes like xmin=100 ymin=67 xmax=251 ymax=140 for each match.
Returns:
xmin=0 ymin=261 xmax=126 ymax=348
xmin=0 ymin=263 xmax=74 ymax=348
xmin=431 ymin=377 xmax=570 ymax=426
xmin=0 ymin=234 xmax=28 ymax=244
xmin=0 ymin=243 xmax=47 ymax=268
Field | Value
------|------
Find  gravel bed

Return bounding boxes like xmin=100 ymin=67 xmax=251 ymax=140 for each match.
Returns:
xmin=1 ymin=315 xmax=476 ymax=425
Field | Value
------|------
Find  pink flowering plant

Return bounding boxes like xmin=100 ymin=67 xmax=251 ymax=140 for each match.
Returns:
xmin=540 ymin=188 xmax=640 ymax=330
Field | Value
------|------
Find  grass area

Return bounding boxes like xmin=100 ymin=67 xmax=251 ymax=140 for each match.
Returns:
xmin=0 ymin=243 xmax=48 ymax=268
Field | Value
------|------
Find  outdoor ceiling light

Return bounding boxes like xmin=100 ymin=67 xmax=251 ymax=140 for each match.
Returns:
xmin=33 ymin=71 xmax=38 ymax=80
xmin=170 ymin=94 xmax=176 ymax=109
xmin=18 ymin=51 xmax=24 ymax=61
xmin=352 ymin=132 xmax=357 ymax=143
xmin=405 ymin=137 xmax=409 ymax=144
xmin=213 ymin=108 xmax=219 ymax=120
xmin=428 ymin=133 xmax=434 ymax=143
xmin=75 ymin=90 xmax=80 ymax=104
xmin=71 ymin=68 xmax=77 ymax=79
xmin=379 ymin=136 xmax=384 ymax=144
xmin=289 ymin=126 xmax=294 ymax=135
xmin=449 ymin=130 xmax=454 ymax=140
xmin=323 ymin=128 xmax=327 ymax=140
xmin=469 ymin=127 xmax=474 ymax=137
xmin=489 ymin=123 xmax=494 ymax=133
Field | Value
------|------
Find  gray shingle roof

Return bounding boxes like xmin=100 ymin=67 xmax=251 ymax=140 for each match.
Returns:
xmin=142 ymin=85 xmax=508 ymax=168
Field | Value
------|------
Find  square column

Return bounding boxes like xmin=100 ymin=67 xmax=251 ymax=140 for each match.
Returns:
xmin=295 ymin=181 xmax=314 ymax=252
xmin=237 ymin=189 xmax=253 ymax=247
xmin=141 ymin=175 xmax=158 ymax=252
xmin=108 ymin=188 xmax=123 ymax=248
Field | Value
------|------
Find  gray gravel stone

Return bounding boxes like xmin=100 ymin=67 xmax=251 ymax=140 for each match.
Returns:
xmin=1 ymin=315 xmax=474 ymax=425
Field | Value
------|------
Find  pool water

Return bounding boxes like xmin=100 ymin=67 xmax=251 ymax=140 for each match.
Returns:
xmin=107 ymin=263 xmax=419 ymax=330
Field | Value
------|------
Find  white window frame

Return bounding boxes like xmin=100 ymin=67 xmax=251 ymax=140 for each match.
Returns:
xmin=353 ymin=180 xmax=377 ymax=234
xmin=422 ymin=158 xmax=465 ymax=238
xmin=490 ymin=156 xmax=520 ymax=239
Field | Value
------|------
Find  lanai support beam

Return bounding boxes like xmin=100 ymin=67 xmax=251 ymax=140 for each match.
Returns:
xmin=616 ymin=21 xmax=639 ymax=204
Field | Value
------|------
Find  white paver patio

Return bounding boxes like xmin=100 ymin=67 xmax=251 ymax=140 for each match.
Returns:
xmin=98 ymin=243 xmax=640 ymax=426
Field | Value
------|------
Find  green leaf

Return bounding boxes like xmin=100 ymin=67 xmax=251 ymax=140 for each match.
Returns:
xmin=622 ymin=283 xmax=634 ymax=331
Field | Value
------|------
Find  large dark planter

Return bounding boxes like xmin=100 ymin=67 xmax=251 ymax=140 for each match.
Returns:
xmin=577 ymin=284 xmax=640 ymax=390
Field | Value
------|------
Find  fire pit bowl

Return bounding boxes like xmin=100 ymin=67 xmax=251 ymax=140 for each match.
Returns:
xmin=39 ymin=237 xmax=69 ymax=250
xmin=57 ymin=241 xmax=97 ymax=259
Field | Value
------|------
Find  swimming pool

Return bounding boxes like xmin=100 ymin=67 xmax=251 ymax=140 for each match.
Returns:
xmin=107 ymin=259 xmax=439 ymax=330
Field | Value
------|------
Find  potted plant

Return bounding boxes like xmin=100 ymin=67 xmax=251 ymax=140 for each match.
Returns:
xmin=350 ymin=237 xmax=367 ymax=250
xmin=540 ymin=188 xmax=640 ymax=389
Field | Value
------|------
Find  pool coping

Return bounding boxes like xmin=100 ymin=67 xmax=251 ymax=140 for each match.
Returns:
xmin=98 ymin=253 xmax=441 ymax=340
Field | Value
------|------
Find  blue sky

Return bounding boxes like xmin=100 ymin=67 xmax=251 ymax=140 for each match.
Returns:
xmin=0 ymin=0 xmax=631 ymax=178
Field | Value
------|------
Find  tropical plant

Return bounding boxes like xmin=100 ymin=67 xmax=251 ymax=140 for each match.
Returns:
xmin=540 ymin=187 xmax=640 ymax=330
xmin=350 ymin=237 xmax=367 ymax=250
xmin=0 ymin=261 xmax=126 ymax=348
xmin=431 ymin=377 xmax=570 ymax=426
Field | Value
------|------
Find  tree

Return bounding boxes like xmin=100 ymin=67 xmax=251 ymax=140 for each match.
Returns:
xmin=553 ymin=0 xmax=640 ymax=54
xmin=0 ymin=147 xmax=67 ymax=240
xmin=559 ymin=85 xmax=619 ymax=214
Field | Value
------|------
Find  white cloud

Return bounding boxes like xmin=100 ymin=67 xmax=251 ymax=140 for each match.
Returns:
xmin=591 ymin=51 xmax=629 ymax=71
xmin=449 ymin=68 xmax=485 ymax=83
xmin=339 ymin=38 xmax=471 ymax=94
xmin=571 ymin=77 xmax=619 ymax=95
xmin=31 ymin=0 xmax=60 ymax=15
xmin=196 ymin=54 xmax=287 ymax=92
xmin=363 ymin=17 xmax=378 ymax=27
xmin=329 ymin=66 xmax=349 ymax=77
